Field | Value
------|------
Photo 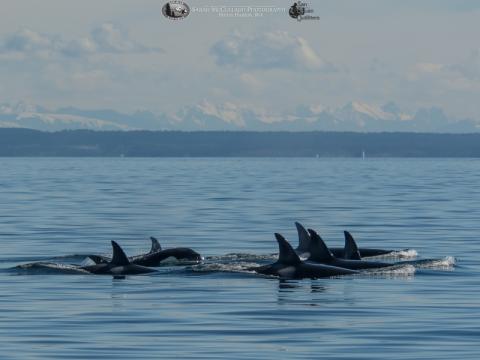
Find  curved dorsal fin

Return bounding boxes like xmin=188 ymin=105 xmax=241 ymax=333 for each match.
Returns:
xmin=344 ymin=231 xmax=361 ymax=260
xmin=149 ymin=236 xmax=162 ymax=253
xmin=110 ymin=241 xmax=130 ymax=266
xmin=295 ymin=222 xmax=311 ymax=252
xmin=275 ymin=233 xmax=301 ymax=265
xmin=307 ymin=229 xmax=334 ymax=263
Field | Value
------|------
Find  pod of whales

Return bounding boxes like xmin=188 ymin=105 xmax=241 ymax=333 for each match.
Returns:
xmin=15 ymin=238 xmax=200 ymax=276
xmin=12 ymin=223 xmax=439 ymax=278
xmin=81 ymin=241 xmax=156 ymax=275
xmin=295 ymin=222 xmax=393 ymax=259
xmin=306 ymin=229 xmax=393 ymax=270
xmin=88 ymin=237 xmax=202 ymax=266
xmin=251 ymin=233 xmax=357 ymax=279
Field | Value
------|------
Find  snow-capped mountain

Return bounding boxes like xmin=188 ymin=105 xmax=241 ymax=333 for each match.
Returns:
xmin=0 ymin=102 xmax=132 ymax=131
xmin=0 ymin=100 xmax=478 ymax=132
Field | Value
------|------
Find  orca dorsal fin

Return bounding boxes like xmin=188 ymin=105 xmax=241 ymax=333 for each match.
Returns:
xmin=344 ymin=231 xmax=361 ymax=260
xmin=295 ymin=222 xmax=311 ymax=252
xmin=149 ymin=236 xmax=162 ymax=253
xmin=307 ymin=229 xmax=334 ymax=263
xmin=110 ymin=241 xmax=130 ymax=266
xmin=275 ymin=233 xmax=301 ymax=265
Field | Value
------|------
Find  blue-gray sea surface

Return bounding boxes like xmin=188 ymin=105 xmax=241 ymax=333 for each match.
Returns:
xmin=0 ymin=158 xmax=478 ymax=359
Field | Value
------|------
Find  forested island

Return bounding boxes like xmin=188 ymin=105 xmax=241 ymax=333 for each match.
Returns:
xmin=1 ymin=128 xmax=480 ymax=157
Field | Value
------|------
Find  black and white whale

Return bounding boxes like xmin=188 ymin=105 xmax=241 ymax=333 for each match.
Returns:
xmin=295 ymin=222 xmax=394 ymax=259
xmin=252 ymin=233 xmax=357 ymax=279
xmin=306 ymin=229 xmax=393 ymax=270
xmin=88 ymin=237 xmax=202 ymax=267
xmin=81 ymin=241 xmax=156 ymax=275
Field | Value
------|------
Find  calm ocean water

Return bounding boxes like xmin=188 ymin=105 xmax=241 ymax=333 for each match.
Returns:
xmin=0 ymin=158 xmax=479 ymax=359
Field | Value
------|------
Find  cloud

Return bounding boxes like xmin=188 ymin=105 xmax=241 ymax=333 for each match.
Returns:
xmin=408 ymin=53 xmax=480 ymax=92
xmin=239 ymin=72 xmax=263 ymax=91
xmin=89 ymin=23 xmax=158 ymax=54
xmin=210 ymin=31 xmax=335 ymax=71
xmin=0 ymin=23 xmax=163 ymax=58
xmin=407 ymin=62 xmax=445 ymax=82
xmin=414 ymin=62 xmax=444 ymax=73
xmin=449 ymin=49 xmax=480 ymax=80
xmin=2 ymin=28 xmax=55 ymax=53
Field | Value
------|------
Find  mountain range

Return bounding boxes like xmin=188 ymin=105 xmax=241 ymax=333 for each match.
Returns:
xmin=1 ymin=101 xmax=479 ymax=132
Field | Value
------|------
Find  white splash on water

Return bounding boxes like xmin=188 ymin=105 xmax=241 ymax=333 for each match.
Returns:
xmin=80 ymin=257 xmax=96 ymax=267
xmin=394 ymin=249 xmax=419 ymax=258
xmin=16 ymin=262 xmax=90 ymax=274
xmin=189 ymin=262 xmax=259 ymax=274
xmin=208 ymin=253 xmax=277 ymax=262
xmin=410 ymin=256 xmax=456 ymax=269
xmin=368 ymin=249 xmax=418 ymax=260
xmin=359 ymin=264 xmax=416 ymax=277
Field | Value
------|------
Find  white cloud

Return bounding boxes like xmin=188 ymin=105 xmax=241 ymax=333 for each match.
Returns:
xmin=408 ymin=54 xmax=480 ymax=91
xmin=295 ymin=37 xmax=324 ymax=70
xmin=61 ymin=37 xmax=98 ymax=57
xmin=0 ymin=23 xmax=163 ymax=58
xmin=415 ymin=62 xmax=444 ymax=73
xmin=309 ymin=104 xmax=326 ymax=115
xmin=449 ymin=49 xmax=480 ymax=80
xmin=89 ymin=23 xmax=156 ymax=54
xmin=3 ymin=28 xmax=53 ymax=53
xmin=210 ymin=30 xmax=335 ymax=71
xmin=239 ymin=72 xmax=263 ymax=91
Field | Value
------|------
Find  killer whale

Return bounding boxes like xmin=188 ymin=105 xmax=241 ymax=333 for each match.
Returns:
xmin=89 ymin=237 xmax=202 ymax=267
xmin=81 ymin=241 xmax=156 ymax=275
xmin=306 ymin=229 xmax=393 ymax=270
xmin=295 ymin=222 xmax=393 ymax=259
xmin=252 ymin=233 xmax=357 ymax=279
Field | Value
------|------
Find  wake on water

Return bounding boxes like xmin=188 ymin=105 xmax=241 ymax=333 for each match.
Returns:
xmin=363 ymin=249 xmax=418 ymax=260
xmin=187 ymin=252 xmax=454 ymax=278
xmin=13 ymin=262 xmax=91 ymax=275
xmin=187 ymin=262 xmax=260 ymax=275
xmin=4 ymin=248 xmax=455 ymax=277
xmin=360 ymin=264 xmax=416 ymax=277
xmin=400 ymin=256 xmax=456 ymax=269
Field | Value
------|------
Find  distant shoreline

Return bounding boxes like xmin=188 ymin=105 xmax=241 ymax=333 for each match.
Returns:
xmin=1 ymin=128 xmax=480 ymax=157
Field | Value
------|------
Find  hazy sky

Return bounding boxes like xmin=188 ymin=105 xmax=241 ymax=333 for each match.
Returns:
xmin=1 ymin=0 xmax=480 ymax=119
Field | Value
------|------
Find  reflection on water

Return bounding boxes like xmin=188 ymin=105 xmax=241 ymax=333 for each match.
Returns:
xmin=276 ymin=280 xmax=331 ymax=307
xmin=310 ymin=283 xmax=328 ymax=293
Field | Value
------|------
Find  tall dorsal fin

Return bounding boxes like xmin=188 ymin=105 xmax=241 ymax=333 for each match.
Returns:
xmin=149 ymin=236 xmax=162 ymax=253
xmin=110 ymin=241 xmax=130 ymax=266
xmin=307 ymin=229 xmax=334 ymax=263
xmin=295 ymin=222 xmax=311 ymax=252
xmin=344 ymin=231 xmax=361 ymax=260
xmin=274 ymin=233 xmax=301 ymax=265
